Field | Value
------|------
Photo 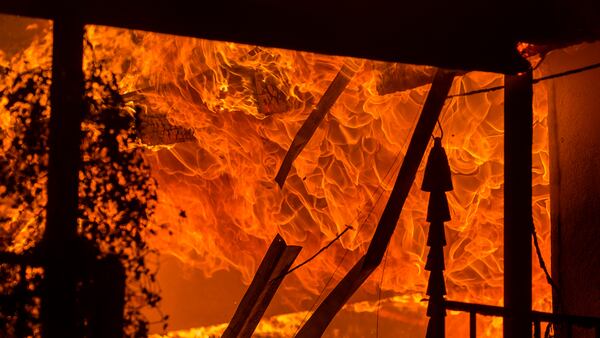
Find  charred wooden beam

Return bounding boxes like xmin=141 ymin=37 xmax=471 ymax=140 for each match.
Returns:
xmin=136 ymin=112 xmax=195 ymax=146
xmin=503 ymin=70 xmax=533 ymax=337
xmin=123 ymin=91 xmax=197 ymax=146
xmin=275 ymin=60 xmax=361 ymax=187
xmin=375 ymin=63 xmax=467 ymax=96
xmin=253 ymin=70 xmax=300 ymax=116
xmin=296 ymin=70 xmax=455 ymax=337
xmin=364 ymin=70 xmax=455 ymax=267
xmin=126 ymin=62 xmax=304 ymax=146
xmin=376 ymin=63 xmax=437 ymax=95
xmin=223 ymin=234 xmax=301 ymax=338
xmin=127 ymin=61 xmax=452 ymax=148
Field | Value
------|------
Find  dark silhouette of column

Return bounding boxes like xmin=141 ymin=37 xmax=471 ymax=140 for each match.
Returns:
xmin=504 ymin=71 xmax=533 ymax=338
xmin=41 ymin=16 xmax=85 ymax=338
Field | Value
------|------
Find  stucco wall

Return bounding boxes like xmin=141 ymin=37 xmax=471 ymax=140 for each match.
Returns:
xmin=546 ymin=41 xmax=600 ymax=337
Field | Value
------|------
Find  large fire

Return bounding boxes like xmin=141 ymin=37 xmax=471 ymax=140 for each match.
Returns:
xmin=1 ymin=20 xmax=551 ymax=337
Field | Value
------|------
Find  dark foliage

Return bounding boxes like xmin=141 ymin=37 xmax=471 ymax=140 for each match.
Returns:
xmin=0 ymin=58 xmax=168 ymax=336
xmin=0 ymin=67 xmax=50 ymax=337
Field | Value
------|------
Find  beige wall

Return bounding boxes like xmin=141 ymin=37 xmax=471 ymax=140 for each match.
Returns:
xmin=546 ymin=41 xmax=600 ymax=337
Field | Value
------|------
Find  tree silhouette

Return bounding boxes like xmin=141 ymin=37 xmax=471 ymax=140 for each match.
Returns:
xmin=0 ymin=57 xmax=169 ymax=336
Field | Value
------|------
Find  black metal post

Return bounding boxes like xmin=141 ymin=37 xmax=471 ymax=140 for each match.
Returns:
xmin=504 ymin=71 xmax=533 ymax=338
xmin=470 ymin=311 xmax=476 ymax=338
xmin=41 ymin=16 xmax=85 ymax=338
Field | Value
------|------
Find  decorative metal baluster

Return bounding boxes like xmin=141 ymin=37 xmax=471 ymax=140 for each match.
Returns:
xmin=422 ymin=137 xmax=453 ymax=338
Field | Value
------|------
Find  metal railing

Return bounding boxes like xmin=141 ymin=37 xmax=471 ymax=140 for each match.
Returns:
xmin=444 ymin=299 xmax=600 ymax=338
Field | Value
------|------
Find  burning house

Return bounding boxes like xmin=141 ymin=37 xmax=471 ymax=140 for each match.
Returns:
xmin=0 ymin=1 xmax=599 ymax=337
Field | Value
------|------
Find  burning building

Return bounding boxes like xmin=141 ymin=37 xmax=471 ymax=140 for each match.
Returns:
xmin=0 ymin=1 xmax=599 ymax=337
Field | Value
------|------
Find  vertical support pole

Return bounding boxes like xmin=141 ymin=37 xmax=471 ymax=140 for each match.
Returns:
xmin=565 ymin=323 xmax=572 ymax=338
xmin=504 ymin=71 xmax=533 ymax=338
xmin=41 ymin=16 xmax=85 ymax=338
xmin=534 ymin=320 xmax=541 ymax=338
xmin=470 ymin=311 xmax=476 ymax=338
xmin=89 ymin=256 xmax=126 ymax=338
xmin=15 ymin=265 xmax=28 ymax=337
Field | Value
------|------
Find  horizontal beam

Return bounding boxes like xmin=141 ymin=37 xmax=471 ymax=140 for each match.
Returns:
xmin=1 ymin=1 xmax=598 ymax=73
xmin=0 ymin=251 xmax=40 ymax=266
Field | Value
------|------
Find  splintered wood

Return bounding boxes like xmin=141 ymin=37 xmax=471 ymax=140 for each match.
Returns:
xmin=254 ymin=71 xmax=292 ymax=116
xmin=222 ymin=234 xmax=301 ymax=338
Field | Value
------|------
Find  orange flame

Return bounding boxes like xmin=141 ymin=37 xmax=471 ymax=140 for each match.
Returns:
xmin=1 ymin=22 xmax=551 ymax=337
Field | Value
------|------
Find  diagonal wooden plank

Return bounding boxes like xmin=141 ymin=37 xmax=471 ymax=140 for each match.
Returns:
xmin=296 ymin=69 xmax=455 ymax=337
xmin=274 ymin=59 xmax=362 ymax=187
xmin=223 ymin=234 xmax=302 ymax=338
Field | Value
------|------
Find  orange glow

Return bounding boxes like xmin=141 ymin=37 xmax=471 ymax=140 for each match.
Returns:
xmin=0 ymin=19 xmax=52 ymax=254
xmin=1 ymin=23 xmax=551 ymax=337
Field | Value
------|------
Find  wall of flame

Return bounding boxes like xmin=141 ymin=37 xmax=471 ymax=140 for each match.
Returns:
xmin=0 ymin=19 xmax=551 ymax=337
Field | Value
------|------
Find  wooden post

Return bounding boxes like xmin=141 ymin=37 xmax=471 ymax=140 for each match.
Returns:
xmin=40 ymin=16 xmax=85 ymax=338
xmin=296 ymin=70 xmax=455 ymax=337
xmin=504 ymin=71 xmax=533 ymax=338
xmin=223 ymin=234 xmax=302 ymax=338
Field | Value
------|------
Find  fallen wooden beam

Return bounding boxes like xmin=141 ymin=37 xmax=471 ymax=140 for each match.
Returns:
xmin=274 ymin=60 xmax=362 ymax=187
xmin=376 ymin=63 xmax=436 ymax=95
xmin=122 ymin=90 xmax=197 ymax=146
xmin=125 ymin=60 xmax=457 ymax=149
xmin=295 ymin=69 xmax=455 ymax=338
xmin=126 ymin=62 xmax=305 ymax=146
xmin=135 ymin=111 xmax=196 ymax=146
xmin=223 ymin=234 xmax=302 ymax=338
xmin=124 ymin=51 xmax=306 ymax=119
